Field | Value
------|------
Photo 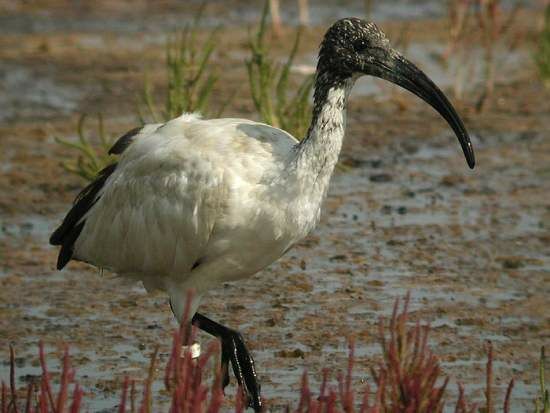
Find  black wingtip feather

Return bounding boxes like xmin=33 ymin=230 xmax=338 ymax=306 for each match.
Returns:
xmin=50 ymin=228 xmax=63 ymax=246
xmin=108 ymin=126 xmax=142 ymax=155
xmin=50 ymin=163 xmax=118 ymax=268
xmin=51 ymin=125 xmax=141 ymax=268
xmin=56 ymin=221 xmax=85 ymax=269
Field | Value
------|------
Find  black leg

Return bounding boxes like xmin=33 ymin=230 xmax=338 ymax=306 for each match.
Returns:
xmin=192 ymin=312 xmax=262 ymax=412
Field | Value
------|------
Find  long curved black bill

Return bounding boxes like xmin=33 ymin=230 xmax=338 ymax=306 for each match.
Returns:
xmin=368 ymin=53 xmax=475 ymax=169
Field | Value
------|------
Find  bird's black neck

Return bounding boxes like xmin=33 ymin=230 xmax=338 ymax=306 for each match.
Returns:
xmin=308 ymin=71 xmax=351 ymax=132
xmin=290 ymin=70 xmax=354 ymax=193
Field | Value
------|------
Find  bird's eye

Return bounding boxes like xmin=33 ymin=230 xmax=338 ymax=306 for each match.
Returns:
xmin=353 ymin=39 xmax=369 ymax=53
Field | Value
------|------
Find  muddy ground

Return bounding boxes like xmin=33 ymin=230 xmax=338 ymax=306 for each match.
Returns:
xmin=0 ymin=1 xmax=549 ymax=412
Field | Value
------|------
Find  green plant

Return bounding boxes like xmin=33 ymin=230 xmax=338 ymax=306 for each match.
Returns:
xmin=138 ymin=10 xmax=221 ymax=123
xmin=59 ymin=9 xmax=223 ymax=182
xmin=55 ymin=114 xmax=115 ymax=181
xmin=535 ymin=4 xmax=550 ymax=88
xmin=535 ymin=346 xmax=549 ymax=413
xmin=246 ymin=1 xmax=314 ymax=140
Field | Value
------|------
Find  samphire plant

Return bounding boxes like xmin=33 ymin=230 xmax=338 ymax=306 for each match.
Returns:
xmin=137 ymin=8 xmax=221 ymax=123
xmin=535 ymin=347 xmax=550 ymax=413
xmin=55 ymin=114 xmax=115 ymax=182
xmin=534 ymin=3 xmax=550 ymax=88
xmin=57 ymin=9 xmax=221 ymax=182
xmin=246 ymin=0 xmax=314 ymax=140
xmin=4 ymin=294 xmax=546 ymax=412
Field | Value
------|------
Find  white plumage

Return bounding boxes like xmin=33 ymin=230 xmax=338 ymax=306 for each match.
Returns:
xmin=72 ymin=107 xmax=345 ymax=320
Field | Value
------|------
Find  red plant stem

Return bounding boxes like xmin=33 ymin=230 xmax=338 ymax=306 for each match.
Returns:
xmin=318 ymin=369 xmax=328 ymax=403
xmin=358 ymin=381 xmax=370 ymax=413
xmin=69 ymin=384 xmax=83 ymax=413
xmin=192 ymin=338 xmax=209 ymax=396
xmin=175 ymin=330 xmax=183 ymax=386
xmin=455 ymin=382 xmax=466 ymax=413
xmin=205 ymin=368 xmax=224 ymax=413
xmin=24 ymin=382 xmax=34 ymax=413
xmin=139 ymin=346 xmax=158 ymax=413
xmin=377 ymin=316 xmax=386 ymax=363
xmin=164 ymin=330 xmax=180 ymax=391
xmin=412 ymin=321 xmax=421 ymax=367
xmin=9 ymin=345 xmax=19 ymax=413
xmin=426 ymin=376 xmax=448 ymax=412
xmin=375 ymin=373 xmax=384 ymax=408
xmin=38 ymin=342 xmax=56 ymax=413
xmin=503 ymin=378 xmax=514 ymax=413
xmin=169 ymin=290 xmax=196 ymax=397
xmin=326 ymin=390 xmax=337 ymax=413
xmin=130 ymin=380 xmax=136 ymax=413
xmin=38 ymin=379 xmax=48 ymax=413
xmin=119 ymin=377 xmax=129 ymax=413
xmin=297 ymin=372 xmax=309 ymax=412
xmin=189 ymin=351 xmax=208 ymax=410
xmin=389 ymin=299 xmax=398 ymax=354
xmin=235 ymin=388 xmax=244 ymax=413
xmin=403 ymin=292 xmax=411 ymax=317
xmin=344 ymin=339 xmax=355 ymax=411
xmin=1 ymin=382 xmax=6 ymax=413
xmin=485 ymin=341 xmax=493 ymax=413
xmin=336 ymin=372 xmax=345 ymax=410
xmin=175 ymin=350 xmax=193 ymax=411
xmin=55 ymin=346 xmax=71 ymax=413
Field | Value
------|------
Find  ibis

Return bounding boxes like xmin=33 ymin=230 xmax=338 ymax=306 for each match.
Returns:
xmin=50 ymin=18 xmax=475 ymax=411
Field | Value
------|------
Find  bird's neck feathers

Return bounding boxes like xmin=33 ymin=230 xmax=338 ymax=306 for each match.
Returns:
xmin=290 ymin=70 xmax=355 ymax=195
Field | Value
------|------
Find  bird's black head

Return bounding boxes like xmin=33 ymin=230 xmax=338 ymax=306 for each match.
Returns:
xmin=318 ymin=18 xmax=475 ymax=169
xmin=318 ymin=18 xmax=391 ymax=78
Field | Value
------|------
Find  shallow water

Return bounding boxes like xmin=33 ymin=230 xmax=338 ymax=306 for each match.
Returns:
xmin=0 ymin=63 xmax=85 ymax=123
xmin=0 ymin=0 xmax=540 ymax=35
xmin=0 ymin=214 xmax=55 ymax=241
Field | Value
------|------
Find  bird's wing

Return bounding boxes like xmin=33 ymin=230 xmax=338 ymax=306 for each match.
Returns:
xmin=51 ymin=113 xmax=298 ymax=277
xmin=51 ymin=114 xmax=231 ymax=276
xmin=50 ymin=122 xmax=162 ymax=270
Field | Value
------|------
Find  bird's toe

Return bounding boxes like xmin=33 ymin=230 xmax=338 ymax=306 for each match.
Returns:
xmin=221 ymin=331 xmax=262 ymax=411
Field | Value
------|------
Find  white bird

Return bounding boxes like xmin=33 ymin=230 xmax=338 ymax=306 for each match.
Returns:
xmin=50 ymin=18 xmax=475 ymax=411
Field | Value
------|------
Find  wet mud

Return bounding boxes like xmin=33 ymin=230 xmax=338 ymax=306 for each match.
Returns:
xmin=0 ymin=2 xmax=549 ymax=412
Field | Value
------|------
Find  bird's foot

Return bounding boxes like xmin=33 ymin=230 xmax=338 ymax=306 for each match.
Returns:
xmin=220 ymin=329 xmax=262 ymax=412
xmin=191 ymin=313 xmax=262 ymax=411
